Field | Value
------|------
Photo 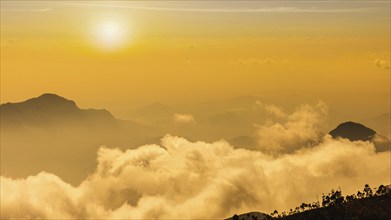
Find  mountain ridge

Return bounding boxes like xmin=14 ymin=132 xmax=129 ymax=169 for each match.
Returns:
xmin=0 ymin=93 xmax=119 ymax=128
xmin=0 ymin=93 xmax=160 ymax=185
xmin=329 ymin=121 xmax=376 ymax=142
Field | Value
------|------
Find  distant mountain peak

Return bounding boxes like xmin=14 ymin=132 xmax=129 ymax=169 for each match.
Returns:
xmin=39 ymin=93 xmax=65 ymax=99
xmin=226 ymin=212 xmax=269 ymax=220
xmin=143 ymin=102 xmax=171 ymax=110
xmin=14 ymin=93 xmax=78 ymax=112
xmin=34 ymin=93 xmax=74 ymax=102
xmin=1 ymin=93 xmax=78 ymax=109
xmin=329 ymin=121 xmax=376 ymax=141
xmin=0 ymin=93 xmax=118 ymax=126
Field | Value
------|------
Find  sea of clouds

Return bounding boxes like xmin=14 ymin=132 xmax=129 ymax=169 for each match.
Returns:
xmin=1 ymin=102 xmax=389 ymax=219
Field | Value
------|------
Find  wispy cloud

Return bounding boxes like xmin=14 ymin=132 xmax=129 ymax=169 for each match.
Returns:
xmin=239 ymin=58 xmax=276 ymax=65
xmin=173 ymin=113 xmax=195 ymax=123
xmin=1 ymin=8 xmax=53 ymax=12
xmin=374 ymin=59 xmax=390 ymax=70
xmin=58 ymin=3 xmax=371 ymax=13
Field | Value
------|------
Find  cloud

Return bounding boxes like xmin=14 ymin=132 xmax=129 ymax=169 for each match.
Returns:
xmin=1 ymin=38 xmax=19 ymax=47
xmin=173 ymin=113 xmax=195 ymax=123
xmin=1 ymin=135 xmax=389 ymax=219
xmin=256 ymin=102 xmax=328 ymax=153
xmin=57 ymin=3 xmax=371 ymax=13
xmin=1 ymin=102 xmax=388 ymax=219
xmin=0 ymin=8 xmax=53 ymax=12
xmin=254 ymin=101 xmax=287 ymax=118
xmin=374 ymin=59 xmax=390 ymax=69
xmin=372 ymin=134 xmax=391 ymax=152
xmin=239 ymin=58 xmax=276 ymax=65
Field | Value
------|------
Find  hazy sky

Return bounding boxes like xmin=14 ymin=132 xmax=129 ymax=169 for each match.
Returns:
xmin=1 ymin=1 xmax=390 ymax=118
xmin=1 ymin=2 xmax=390 ymax=219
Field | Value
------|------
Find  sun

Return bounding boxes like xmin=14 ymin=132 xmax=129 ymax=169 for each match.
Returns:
xmin=92 ymin=20 xmax=130 ymax=51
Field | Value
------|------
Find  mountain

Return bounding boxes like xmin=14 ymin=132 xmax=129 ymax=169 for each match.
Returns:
xmin=230 ymin=187 xmax=391 ymax=220
xmin=226 ymin=212 xmax=270 ymax=220
xmin=1 ymin=94 xmax=159 ymax=185
xmin=228 ymin=135 xmax=257 ymax=150
xmin=1 ymin=93 xmax=117 ymax=128
xmin=276 ymin=192 xmax=390 ymax=220
xmin=208 ymin=111 xmax=243 ymax=126
xmin=329 ymin=121 xmax=376 ymax=142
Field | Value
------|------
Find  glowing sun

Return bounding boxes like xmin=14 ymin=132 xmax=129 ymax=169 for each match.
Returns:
xmin=93 ymin=20 xmax=130 ymax=50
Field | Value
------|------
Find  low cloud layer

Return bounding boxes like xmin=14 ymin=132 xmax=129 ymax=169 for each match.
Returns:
xmin=173 ymin=113 xmax=195 ymax=123
xmin=1 ymin=134 xmax=389 ymax=219
xmin=256 ymin=102 xmax=328 ymax=153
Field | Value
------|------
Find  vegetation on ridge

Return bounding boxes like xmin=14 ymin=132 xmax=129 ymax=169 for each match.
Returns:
xmin=230 ymin=184 xmax=390 ymax=220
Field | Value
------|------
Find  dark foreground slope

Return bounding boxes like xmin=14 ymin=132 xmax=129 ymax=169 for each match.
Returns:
xmin=278 ymin=193 xmax=390 ymax=220
xmin=229 ymin=187 xmax=391 ymax=220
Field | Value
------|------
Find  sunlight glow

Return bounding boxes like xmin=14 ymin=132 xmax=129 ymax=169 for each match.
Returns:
xmin=92 ymin=20 xmax=130 ymax=50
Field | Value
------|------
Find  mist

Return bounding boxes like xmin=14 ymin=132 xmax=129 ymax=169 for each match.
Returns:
xmin=1 ymin=96 xmax=390 ymax=219
xmin=1 ymin=134 xmax=389 ymax=219
xmin=1 ymin=1 xmax=389 ymax=218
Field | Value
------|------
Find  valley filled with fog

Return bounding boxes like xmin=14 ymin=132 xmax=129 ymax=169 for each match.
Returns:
xmin=1 ymin=94 xmax=389 ymax=219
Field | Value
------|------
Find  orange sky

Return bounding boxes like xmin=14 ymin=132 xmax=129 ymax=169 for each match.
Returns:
xmin=1 ymin=1 xmax=390 ymax=118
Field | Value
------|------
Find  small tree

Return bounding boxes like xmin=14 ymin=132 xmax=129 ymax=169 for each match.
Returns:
xmin=376 ymin=185 xmax=387 ymax=196
xmin=345 ymin=195 xmax=355 ymax=202
xmin=357 ymin=191 xmax=363 ymax=199
xmin=363 ymin=184 xmax=373 ymax=197
xmin=311 ymin=201 xmax=320 ymax=209
xmin=330 ymin=189 xmax=344 ymax=205
xmin=300 ymin=202 xmax=309 ymax=212
xmin=322 ymin=193 xmax=330 ymax=207
xmin=271 ymin=210 xmax=278 ymax=218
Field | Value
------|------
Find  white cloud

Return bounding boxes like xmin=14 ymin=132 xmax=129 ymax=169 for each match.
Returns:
xmin=173 ymin=113 xmax=195 ymax=123
xmin=57 ymin=3 xmax=371 ymax=13
xmin=1 ymin=134 xmax=389 ymax=219
xmin=374 ymin=59 xmax=390 ymax=69
xmin=256 ymin=102 xmax=328 ymax=153
xmin=254 ymin=101 xmax=287 ymax=118
xmin=239 ymin=58 xmax=276 ymax=65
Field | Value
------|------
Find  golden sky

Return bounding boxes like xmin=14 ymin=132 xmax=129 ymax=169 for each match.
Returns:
xmin=1 ymin=1 xmax=390 ymax=118
xmin=1 ymin=2 xmax=391 ymax=218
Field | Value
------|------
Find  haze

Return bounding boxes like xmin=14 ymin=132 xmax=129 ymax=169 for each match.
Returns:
xmin=0 ymin=1 xmax=390 ymax=219
xmin=1 ymin=1 xmax=389 ymax=120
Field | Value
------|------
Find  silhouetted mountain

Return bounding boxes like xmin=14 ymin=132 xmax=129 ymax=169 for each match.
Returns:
xmin=231 ymin=186 xmax=391 ymax=220
xmin=208 ymin=112 xmax=243 ymax=126
xmin=228 ymin=135 xmax=257 ymax=150
xmin=276 ymin=193 xmax=390 ymax=220
xmin=1 ymin=93 xmax=117 ymax=128
xmin=0 ymin=94 xmax=160 ymax=185
xmin=329 ymin=121 xmax=376 ymax=141
xmin=226 ymin=212 xmax=269 ymax=220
